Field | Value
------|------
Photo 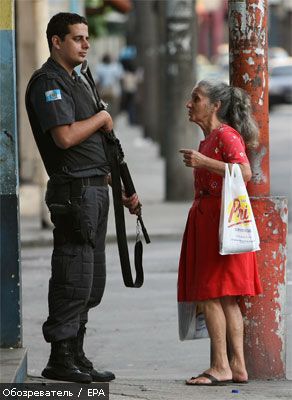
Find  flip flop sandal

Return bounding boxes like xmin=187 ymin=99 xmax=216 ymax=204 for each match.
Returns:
xmin=186 ymin=372 xmax=233 ymax=386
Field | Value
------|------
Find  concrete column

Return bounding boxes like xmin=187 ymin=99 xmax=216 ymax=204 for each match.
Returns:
xmin=229 ymin=0 xmax=288 ymax=379
xmin=17 ymin=0 xmax=49 ymax=183
xmin=133 ymin=0 xmax=160 ymax=141
xmin=157 ymin=0 xmax=167 ymax=155
xmin=16 ymin=0 xmax=50 ymax=226
xmin=164 ymin=0 xmax=197 ymax=201
xmin=0 ymin=0 xmax=22 ymax=348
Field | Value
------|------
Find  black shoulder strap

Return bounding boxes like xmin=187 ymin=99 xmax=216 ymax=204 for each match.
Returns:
xmin=81 ymin=61 xmax=148 ymax=287
xmin=106 ymin=135 xmax=144 ymax=288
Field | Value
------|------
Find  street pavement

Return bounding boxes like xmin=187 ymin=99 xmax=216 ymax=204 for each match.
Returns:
xmin=18 ymin=110 xmax=292 ymax=399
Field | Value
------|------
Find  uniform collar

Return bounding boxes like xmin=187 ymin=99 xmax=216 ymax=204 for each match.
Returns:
xmin=47 ymin=57 xmax=72 ymax=78
xmin=46 ymin=57 xmax=78 ymax=82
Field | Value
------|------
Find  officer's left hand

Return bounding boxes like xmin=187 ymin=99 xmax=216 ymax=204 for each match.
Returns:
xmin=122 ymin=192 xmax=141 ymax=215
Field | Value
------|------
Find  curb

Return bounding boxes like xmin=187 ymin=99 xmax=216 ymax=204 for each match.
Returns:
xmin=0 ymin=348 xmax=27 ymax=383
xmin=20 ymin=232 xmax=183 ymax=248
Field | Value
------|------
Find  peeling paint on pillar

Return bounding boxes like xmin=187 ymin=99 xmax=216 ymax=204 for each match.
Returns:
xmin=248 ymin=145 xmax=267 ymax=185
xmin=229 ymin=1 xmax=288 ymax=379
xmin=229 ymin=0 xmax=270 ymax=196
xmin=239 ymin=197 xmax=288 ymax=379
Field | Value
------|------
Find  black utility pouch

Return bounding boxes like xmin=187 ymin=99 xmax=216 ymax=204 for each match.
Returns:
xmin=48 ymin=202 xmax=71 ymax=215
xmin=45 ymin=179 xmax=71 ymax=215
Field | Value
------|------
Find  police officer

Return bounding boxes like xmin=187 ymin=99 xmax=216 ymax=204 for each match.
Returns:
xmin=25 ymin=12 xmax=139 ymax=383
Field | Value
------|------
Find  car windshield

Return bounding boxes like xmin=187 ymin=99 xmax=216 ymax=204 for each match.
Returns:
xmin=272 ymin=65 xmax=292 ymax=77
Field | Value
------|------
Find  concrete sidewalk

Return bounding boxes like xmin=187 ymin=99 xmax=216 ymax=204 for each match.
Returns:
xmin=24 ymin=376 xmax=292 ymax=400
xmin=106 ymin=378 xmax=292 ymax=400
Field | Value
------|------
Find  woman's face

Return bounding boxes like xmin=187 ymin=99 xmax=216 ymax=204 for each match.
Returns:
xmin=186 ymin=86 xmax=214 ymax=125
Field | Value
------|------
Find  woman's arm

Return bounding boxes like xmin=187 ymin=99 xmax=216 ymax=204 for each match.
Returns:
xmin=179 ymin=149 xmax=252 ymax=182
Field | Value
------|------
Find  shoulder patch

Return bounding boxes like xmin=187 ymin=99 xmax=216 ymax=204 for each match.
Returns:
xmin=45 ymin=89 xmax=62 ymax=102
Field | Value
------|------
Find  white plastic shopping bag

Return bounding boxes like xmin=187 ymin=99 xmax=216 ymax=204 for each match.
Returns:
xmin=178 ymin=302 xmax=209 ymax=340
xmin=219 ymin=163 xmax=260 ymax=255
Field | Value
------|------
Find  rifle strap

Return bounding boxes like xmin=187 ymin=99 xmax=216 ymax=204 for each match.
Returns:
xmin=106 ymin=138 xmax=144 ymax=288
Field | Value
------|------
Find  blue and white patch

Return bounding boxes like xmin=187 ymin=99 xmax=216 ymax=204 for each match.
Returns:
xmin=45 ymin=89 xmax=62 ymax=102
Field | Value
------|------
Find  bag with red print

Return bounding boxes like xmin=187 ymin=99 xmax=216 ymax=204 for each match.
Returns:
xmin=219 ymin=163 xmax=260 ymax=255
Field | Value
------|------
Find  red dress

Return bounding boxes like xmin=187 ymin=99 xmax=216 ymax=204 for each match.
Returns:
xmin=177 ymin=124 xmax=262 ymax=302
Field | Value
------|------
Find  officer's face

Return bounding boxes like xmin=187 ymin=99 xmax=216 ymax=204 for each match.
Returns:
xmin=54 ymin=23 xmax=90 ymax=68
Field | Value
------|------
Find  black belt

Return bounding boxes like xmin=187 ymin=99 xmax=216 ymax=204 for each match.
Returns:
xmin=74 ymin=175 xmax=108 ymax=188
xmin=70 ymin=176 xmax=108 ymax=199
xmin=79 ymin=175 xmax=108 ymax=187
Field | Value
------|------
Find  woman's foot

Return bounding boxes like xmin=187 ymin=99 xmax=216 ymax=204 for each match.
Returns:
xmin=186 ymin=367 xmax=232 ymax=385
xmin=230 ymin=360 xmax=248 ymax=383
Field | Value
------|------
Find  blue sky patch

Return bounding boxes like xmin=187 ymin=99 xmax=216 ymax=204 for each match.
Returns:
xmin=45 ymin=89 xmax=62 ymax=102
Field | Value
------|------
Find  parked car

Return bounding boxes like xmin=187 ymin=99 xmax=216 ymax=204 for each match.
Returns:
xmin=268 ymin=47 xmax=290 ymax=64
xmin=269 ymin=60 xmax=292 ymax=107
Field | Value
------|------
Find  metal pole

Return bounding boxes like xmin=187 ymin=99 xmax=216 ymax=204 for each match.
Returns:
xmin=229 ymin=0 xmax=288 ymax=379
xmin=0 ymin=0 xmax=22 ymax=348
xmin=165 ymin=0 xmax=196 ymax=201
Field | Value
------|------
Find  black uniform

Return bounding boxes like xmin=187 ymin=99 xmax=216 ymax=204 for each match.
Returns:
xmin=26 ymin=57 xmax=110 ymax=343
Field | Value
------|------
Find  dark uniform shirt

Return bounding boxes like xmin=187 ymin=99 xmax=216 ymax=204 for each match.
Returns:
xmin=26 ymin=57 xmax=110 ymax=178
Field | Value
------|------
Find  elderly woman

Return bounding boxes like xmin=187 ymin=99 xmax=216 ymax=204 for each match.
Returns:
xmin=178 ymin=80 xmax=262 ymax=386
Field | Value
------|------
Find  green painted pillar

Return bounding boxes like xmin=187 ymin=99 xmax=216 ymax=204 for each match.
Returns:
xmin=0 ymin=0 xmax=22 ymax=348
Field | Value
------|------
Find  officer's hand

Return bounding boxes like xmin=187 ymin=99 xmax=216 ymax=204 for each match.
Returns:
xmin=99 ymin=110 xmax=114 ymax=133
xmin=122 ymin=192 xmax=141 ymax=215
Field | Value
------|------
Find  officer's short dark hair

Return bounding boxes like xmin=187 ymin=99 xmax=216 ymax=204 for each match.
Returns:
xmin=46 ymin=12 xmax=88 ymax=52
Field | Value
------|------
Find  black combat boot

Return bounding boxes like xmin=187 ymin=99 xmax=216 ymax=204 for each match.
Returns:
xmin=42 ymin=339 xmax=92 ymax=383
xmin=71 ymin=324 xmax=115 ymax=382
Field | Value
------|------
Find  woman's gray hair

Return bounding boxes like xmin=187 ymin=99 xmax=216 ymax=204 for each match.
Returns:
xmin=197 ymin=80 xmax=259 ymax=148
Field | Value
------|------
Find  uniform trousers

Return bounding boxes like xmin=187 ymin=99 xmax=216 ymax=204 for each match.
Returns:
xmin=43 ymin=184 xmax=109 ymax=342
